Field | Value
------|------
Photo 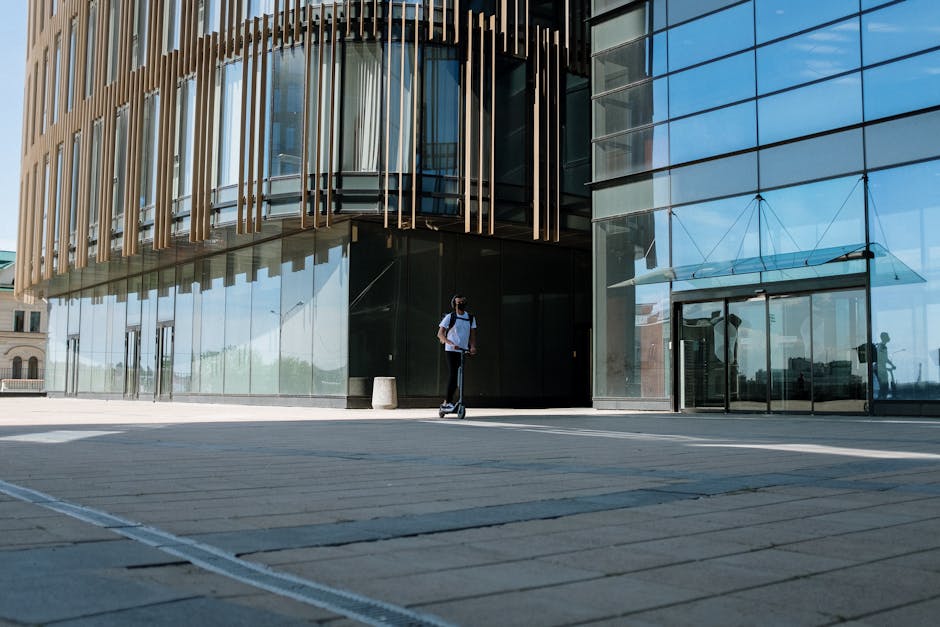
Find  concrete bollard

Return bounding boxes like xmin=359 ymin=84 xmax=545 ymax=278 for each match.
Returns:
xmin=371 ymin=377 xmax=398 ymax=409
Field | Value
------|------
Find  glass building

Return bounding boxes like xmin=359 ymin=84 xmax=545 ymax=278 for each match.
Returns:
xmin=18 ymin=1 xmax=593 ymax=407
xmin=592 ymin=0 xmax=940 ymax=415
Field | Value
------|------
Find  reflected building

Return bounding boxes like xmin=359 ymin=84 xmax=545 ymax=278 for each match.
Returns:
xmin=592 ymin=0 xmax=940 ymax=415
xmin=18 ymin=1 xmax=593 ymax=406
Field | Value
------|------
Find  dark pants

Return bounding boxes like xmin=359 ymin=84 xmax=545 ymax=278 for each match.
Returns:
xmin=445 ymin=351 xmax=462 ymax=403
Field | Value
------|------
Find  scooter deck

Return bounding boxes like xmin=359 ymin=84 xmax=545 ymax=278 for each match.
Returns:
xmin=438 ymin=403 xmax=466 ymax=419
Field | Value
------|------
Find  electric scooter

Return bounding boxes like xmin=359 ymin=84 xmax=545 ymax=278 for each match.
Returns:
xmin=439 ymin=347 xmax=469 ymax=419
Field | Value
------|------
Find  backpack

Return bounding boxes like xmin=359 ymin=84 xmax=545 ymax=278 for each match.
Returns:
xmin=444 ymin=311 xmax=474 ymax=330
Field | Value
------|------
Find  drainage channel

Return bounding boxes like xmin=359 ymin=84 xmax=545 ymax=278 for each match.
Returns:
xmin=0 ymin=479 xmax=455 ymax=627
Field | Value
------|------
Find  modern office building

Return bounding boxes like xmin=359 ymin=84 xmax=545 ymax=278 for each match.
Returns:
xmin=592 ymin=0 xmax=940 ymax=415
xmin=17 ymin=1 xmax=593 ymax=406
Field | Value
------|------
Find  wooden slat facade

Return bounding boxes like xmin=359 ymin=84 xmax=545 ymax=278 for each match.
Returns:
xmin=17 ymin=0 xmax=588 ymax=298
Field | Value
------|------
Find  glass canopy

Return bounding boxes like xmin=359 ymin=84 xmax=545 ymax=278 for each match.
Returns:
xmin=609 ymin=242 xmax=924 ymax=288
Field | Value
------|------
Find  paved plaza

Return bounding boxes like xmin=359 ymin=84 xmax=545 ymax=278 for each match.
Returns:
xmin=1 ymin=398 xmax=939 ymax=626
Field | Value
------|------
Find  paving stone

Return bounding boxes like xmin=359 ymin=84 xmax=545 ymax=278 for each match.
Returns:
xmin=52 ymin=596 xmax=324 ymax=626
xmin=622 ymin=593 xmax=834 ymax=627
xmin=838 ymin=597 xmax=940 ymax=627
xmin=0 ymin=572 xmax=186 ymax=624
xmin=732 ymin=564 xmax=940 ymax=620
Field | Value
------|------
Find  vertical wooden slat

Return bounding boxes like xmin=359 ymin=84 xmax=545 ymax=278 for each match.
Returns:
xmin=410 ymin=7 xmax=419 ymax=229
xmin=294 ymin=0 xmax=302 ymax=43
xmin=477 ymin=12 xmax=484 ymax=235
xmin=245 ymin=18 xmax=258 ymax=232
xmin=190 ymin=40 xmax=205 ymax=244
xmin=205 ymin=33 xmax=220 ymax=241
xmin=383 ymin=0 xmax=392 ymax=227
xmin=155 ymin=56 xmax=169 ymax=248
xmin=397 ymin=4 xmax=405 ymax=228
xmin=236 ymin=18 xmax=250 ymax=234
xmin=98 ymin=90 xmax=114 ymax=263
xmin=256 ymin=15 xmax=270 ymax=231
xmin=313 ymin=5 xmax=325 ymax=229
xmin=123 ymin=84 xmax=138 ymax=256
xmin=532 ymin=25 xmax=539 ymax=241
xmin=325 ymin=6 xmax=337 ymax=227
xmin=78 ymin=111 xmax=91 ymax=267
xmin=554 ymin=30 xmax=561 ymax=243
xmin=490 ymin=14 xmax=496 ymax=236
xmin=463 ymin=8 xmax=471 ymax=234
xmin=300 ymin=6 xmax=312 ymax=229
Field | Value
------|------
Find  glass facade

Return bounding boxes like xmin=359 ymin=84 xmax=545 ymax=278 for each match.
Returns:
xmin=592 ymin=0 xmax=940 ymax=413
xmin=45 ymin=224 xmax=589 ymax=405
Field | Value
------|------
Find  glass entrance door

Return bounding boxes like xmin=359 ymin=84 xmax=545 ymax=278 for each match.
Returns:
xmin=155 ymin=325 xmax=174 ymax=401
xmin=124 ymin=328 xmax=140 ymax=399
xmin=65 ymin=336 xmax=79 ymax=397
xmin=679 ymin=300 xmax=727 ymax=410
xmin=678 ymin=288 xmax=868 ymax=413
xmin=728 ymin=298 xmax=768 ymax=411
xmin=811 ymin=290 xmax=867 ymax=413
xmin=769 ymin=295 xmax=812 ymax=412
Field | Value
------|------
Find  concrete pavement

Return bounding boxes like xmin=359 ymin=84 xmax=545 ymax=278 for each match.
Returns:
xmin=1 ymin=397 xmax=939 ymax=625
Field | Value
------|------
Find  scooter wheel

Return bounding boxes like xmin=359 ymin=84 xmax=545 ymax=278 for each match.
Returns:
xmin=438 ymin=411 xmax=445 ymax=419
xmin=457 ymin=406 xmax=466 ymax=420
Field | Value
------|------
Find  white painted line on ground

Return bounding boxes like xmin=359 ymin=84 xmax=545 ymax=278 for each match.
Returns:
xmin=431 ymin=421 xmax=940 ymax=460
xmin=0 ymin=430 xmax=124 ymax=443
xmin=692 ymin=443 xmax=940 ymax=460
xmin=0 ymin=479 xmax=455 ymax=627
xmin=428 ymin=419 xmax=715 ymax=443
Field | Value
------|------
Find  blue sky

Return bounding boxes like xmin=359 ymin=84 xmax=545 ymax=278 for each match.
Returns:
xmin=0 ymin=3 xmax=27 ymax=252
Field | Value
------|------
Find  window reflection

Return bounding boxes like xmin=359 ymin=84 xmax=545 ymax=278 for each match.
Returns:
xmin=758 ymin=18 xmax=859 ymax=96
xmin=594 ymin=212 xmax=670 ymax=399
xmin=112 ymin=107 xmax=129 ymax=232
xmin=175 ymin=78 xmax=196 ymax=205
xmin=668 ymin=3 xmax=754 ymax=72
xmin=672 ymin=193 xmax=759 ymax=269
xmin=864 ymin=50 xmax=940 ymax=121
xmin=669 ymin=101 xmax=756 ymax=165
xmin=668 ymin=0 xmax=744 ymax=27
xmin=386 ymin=42 xmax=414 ymax=173
xmin=593 ymin=5 xmax=646 ymax=54
xmin=594 ymin=124 xmax=669 ymax=180
xmin=593 ymin=38 xmax=649 ymax=94
xmin=250 ymin=241 xmax=281 ymax=395
xmin=313 ymin=228 xmax=349 ymax=395
xmin=759 ymin=175 xmax=865 ymax=254
xmin=267 ymin=48 xmax=305 ymax=177
xmin=342 ymin=44 xmax=382 ymax=172
xmin=862 ymin=0 xmax=940 ymax=66
xmin=139 ymin=92 xmax=160 ymax=221
xmin=217 ymin=62 xmax=242 ymax=188
xmin=755 ymin=0 xmax=857 ymax=44
xmin=595 ymin=79 xmax=666 ymax=138
xmin=197 ymin=256 xmax=226 ymax=393
xmin=669 ymin=52 xmax=754 ymax=119
xmin=869 ymin=158 xmax=940 ymax=401
xmin=280 ymin=233 xmax=315 ymax=395
xmin=758 ymin=73 xmax=861 ymax=145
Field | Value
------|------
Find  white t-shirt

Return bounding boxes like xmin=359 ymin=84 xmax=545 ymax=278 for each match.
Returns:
xmin=439 ymin=312 xmax=477 ymax=352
